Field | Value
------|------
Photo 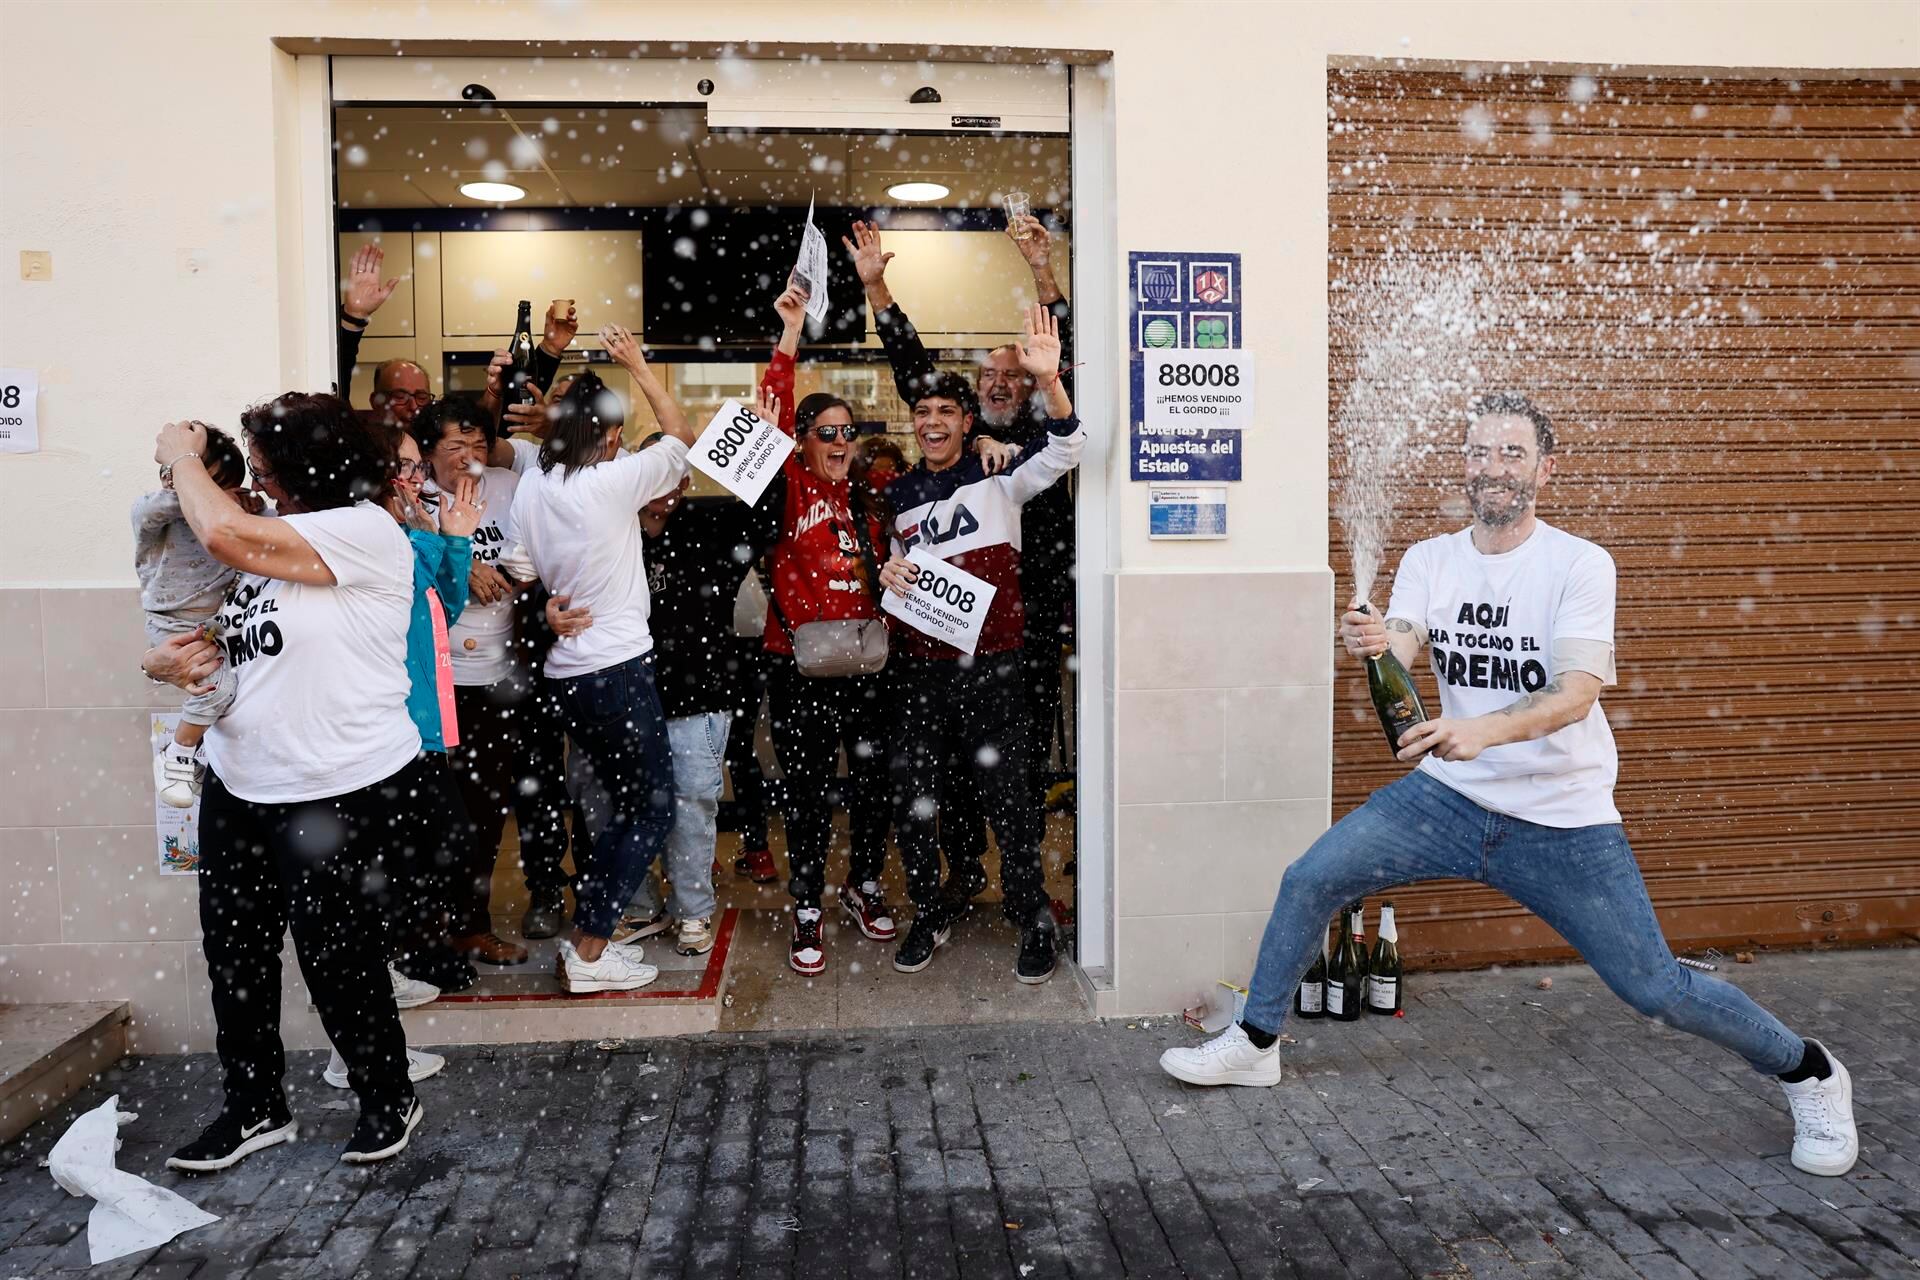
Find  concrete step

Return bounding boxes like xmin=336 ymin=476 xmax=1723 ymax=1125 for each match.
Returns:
xmin=0 ymin=1000 xmax=132 ymax=1144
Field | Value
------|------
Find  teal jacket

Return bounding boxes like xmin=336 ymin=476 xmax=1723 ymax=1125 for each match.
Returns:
xmin=404 ymin=527 xmax=471 ymax=753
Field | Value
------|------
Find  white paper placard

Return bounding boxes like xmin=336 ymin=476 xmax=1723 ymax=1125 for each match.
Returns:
xmin=790 ymin=195 xmax=831 ymax=325
xmin=688 ymin=398 xmax=794 ymax=506
xmin=1141 ymin=350 xmax=1254 ymax=431
xmin=0 ymin=367 xmax=40 ymax=453
xmin=882 ymin=548 xmax=998 ymax=656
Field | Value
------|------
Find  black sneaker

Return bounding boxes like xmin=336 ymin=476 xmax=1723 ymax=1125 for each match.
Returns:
xmin=165 ymin=1098 xmax=298 ymax=1173
xmin=521 ymin=885 xmax=569 ymax=941
xmin=340 ymin=1097 xmax=424 ymax=1165
xmin=893 ymin=909 xmax=952 ymax=974
xmin=941 ymin=861 xmax=988 ymax=909
xmin=1016 ymin=911 xmax=1059 ymax=985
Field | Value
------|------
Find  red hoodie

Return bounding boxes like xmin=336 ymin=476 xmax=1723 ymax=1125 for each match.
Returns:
xmin=753 ymin=351 xmax=886 ymax=658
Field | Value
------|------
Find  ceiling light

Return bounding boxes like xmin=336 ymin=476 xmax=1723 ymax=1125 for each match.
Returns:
xmin=885 ymin=181 xmax=950 ymax=202
xmin=459 ymin=181 xmax=526 ymax=202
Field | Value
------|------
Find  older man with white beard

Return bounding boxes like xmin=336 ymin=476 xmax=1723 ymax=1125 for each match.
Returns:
xmin=847 ymin=216 xmax=1077 ymax=909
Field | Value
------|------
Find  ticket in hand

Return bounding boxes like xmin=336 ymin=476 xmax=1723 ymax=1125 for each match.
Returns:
xmin=688 ymin=398 xmax=794 ymax=506
xmin=882 ymin=547 xmax=997 ymax=656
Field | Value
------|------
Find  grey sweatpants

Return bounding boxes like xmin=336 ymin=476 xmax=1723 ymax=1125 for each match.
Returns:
xmin=144 ymin=608 xmax=238 ymax=727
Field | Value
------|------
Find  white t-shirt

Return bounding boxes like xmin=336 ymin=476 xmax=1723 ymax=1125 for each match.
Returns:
xmin=1386 ymin=520 xmax=1621 ymax=828
xmin=428 ymin=466 xmax=521 ymax=686
xmin=506 ymin=437 xmax=541 ymax=477
xmin=508 ymin=439 xmax=691 ymax=679
xmin=204 ymin=502 xmax=422 ymax=804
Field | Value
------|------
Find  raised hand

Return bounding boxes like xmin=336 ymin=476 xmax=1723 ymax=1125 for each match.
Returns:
xmin=974 ymin=437 xmax=1022 ymax=476
xmin=502 ymin=385 xmax=554 ymax=439
xmin=753 ymin=385 xmax=783 ymax=427
xmin=1016 ymin=304 xmax=1062 ymax=382
xmin=438 ymin=474 xmax=485 ymax=539
xmin=343 ymin=244 xmax=401 ymax=322
xmin=773 ymin=285 xmax=807 ymax=335
xmin=542 ymin=300 xmax=579 ymax=355
xmin=841 ymin=221 xmax=895 ymax=288
xmin=601 ymin=324 xmax=646 ymax=375
xmin=1007 ymin=213 xmax=1051 ymax=271
xmin=1339 ymin=597 xmax=1389 ymax=660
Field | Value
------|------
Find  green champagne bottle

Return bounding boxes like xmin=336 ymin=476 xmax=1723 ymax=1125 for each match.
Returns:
xmin=1366 ymin=901 xmax=1403 ymax=1015
xmin=1333 ymin=902 xmax=1367 ymax=1022
xmin=1361 ymin=605 xmax=1426 ymax=755
xmin=507 ymin=300 xmax=538 ymax=408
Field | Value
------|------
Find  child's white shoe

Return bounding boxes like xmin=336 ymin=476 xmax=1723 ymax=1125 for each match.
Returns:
xmin=156 ymin=742 xmax=202 ymax=808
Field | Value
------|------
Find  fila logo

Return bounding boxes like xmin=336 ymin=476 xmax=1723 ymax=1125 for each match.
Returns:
xmin=901 ymin=504 xmax=979 ymax=551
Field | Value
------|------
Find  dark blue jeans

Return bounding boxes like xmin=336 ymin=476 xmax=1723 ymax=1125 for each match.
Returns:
xmin=544 ymin=652 xmax=674 ymax=940
xmin=1244 ymin=770 xmax=1805 ymax=1075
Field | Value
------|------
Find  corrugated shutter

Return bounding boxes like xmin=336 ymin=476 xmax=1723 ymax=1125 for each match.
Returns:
xmin=1327 ymin=68 xmax=1919 ymax=968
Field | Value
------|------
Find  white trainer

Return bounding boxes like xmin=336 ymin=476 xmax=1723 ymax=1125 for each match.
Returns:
xmin=1159 ymin=1022 xmax=1282 ymax=1088
xmin=558 ymin=939 xmax=659 ymax=994
xmin=1780 ymin=1040 xmax=1858 ymax=1176
xmin=388 ymin=966 xmax=440 ymax=1010
xmin=156 ymin=742 xmax=202 ymax=809
xmin=324 ymin=1046 xmax=447 ymax=1090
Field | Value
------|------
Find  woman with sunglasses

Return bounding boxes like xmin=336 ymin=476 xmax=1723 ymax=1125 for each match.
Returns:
xmin=748 ymin=286 xmax=900 ymax=976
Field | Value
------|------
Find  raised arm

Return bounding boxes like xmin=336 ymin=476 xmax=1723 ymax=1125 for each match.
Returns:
xmin=760 ymin=293 xmax=800 ymax=434
xmin=153 ymin=421 xmax=337 ymax=586
xmin=337 ymin=243 xmax=401 ymax=398
xmin=602 ymin=324 xmax=694 ymax=446
xmin=845 ymin=220 xmax=941 ymax=404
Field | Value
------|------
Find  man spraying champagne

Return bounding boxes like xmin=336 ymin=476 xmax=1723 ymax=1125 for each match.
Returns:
xmin=1159 ymin=393 xmax=1859 ymax=1180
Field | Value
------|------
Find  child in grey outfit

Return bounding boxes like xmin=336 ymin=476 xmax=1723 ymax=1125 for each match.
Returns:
xmin=133 ymin=426 xmax=250 ymax=807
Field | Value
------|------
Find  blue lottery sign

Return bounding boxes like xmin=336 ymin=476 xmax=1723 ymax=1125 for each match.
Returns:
xmin=1129 ymin=251 xmax=1243 ymax=482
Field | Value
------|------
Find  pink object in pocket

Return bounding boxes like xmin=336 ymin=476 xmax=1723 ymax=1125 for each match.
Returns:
xmin=425 ymin=587 xmax=460 ymax=749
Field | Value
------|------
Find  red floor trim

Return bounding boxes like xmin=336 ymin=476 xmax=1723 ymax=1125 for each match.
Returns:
xmin=434 ymin=907 xmax=737 ymax=1005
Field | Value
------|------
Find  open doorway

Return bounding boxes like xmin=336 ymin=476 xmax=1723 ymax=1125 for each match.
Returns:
xmin=329 ymin=92 xmax=1088 ymax=1030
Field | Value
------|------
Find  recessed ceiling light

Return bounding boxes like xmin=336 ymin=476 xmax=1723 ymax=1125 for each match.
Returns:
xmin=885 ymin=181 xmax=950 ymax=202
xmin=459 ymin=181 xmax=527 ymax=202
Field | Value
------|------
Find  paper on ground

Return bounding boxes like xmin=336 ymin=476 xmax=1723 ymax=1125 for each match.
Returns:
xmin=791 ymin=196 xmax=831 ymax=325
xmin=47 ymin=1095 xmax=219 ymax=1263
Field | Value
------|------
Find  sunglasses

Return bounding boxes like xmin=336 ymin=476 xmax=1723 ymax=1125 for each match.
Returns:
xmin=810 ymin=424 xmax=859 ymax=443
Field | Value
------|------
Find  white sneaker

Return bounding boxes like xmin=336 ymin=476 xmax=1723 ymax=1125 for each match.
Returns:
xmin=388 ymin=966 xmax=440 ymax=1010
xmin=324 ymin=1046 xmax=448 ymax=1090
xmin=156 ymin=742 xmax=202 ymax=808
xmin=558 ymin=939 xmax=659 ymax=994
xmin=1780 ymin=1040 xmax=1858 ymax=1176
xmin=1159 ymin=1022 xmax=1283 ymax=1088
xmin=676 ymin=917 xmax=716 ymax=956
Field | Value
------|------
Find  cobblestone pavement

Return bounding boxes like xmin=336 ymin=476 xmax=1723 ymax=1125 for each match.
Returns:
xmin=2 ymin=949 xmax=1915 ymax=1278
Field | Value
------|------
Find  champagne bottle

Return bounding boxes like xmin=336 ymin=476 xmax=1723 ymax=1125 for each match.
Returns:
xmin=507 ymin=300 xmax=538 ymax=407
xmin=1325 ymin=911 xmax=1349 ymax=1018
xmin=1333 ymin=902 xmax=1367 ymax=1022
xmin=1295 ymin=924 xmax=1328 ymax=1020
xmin=1361 ymin=604 xmax=1427 ymax=756
xmin=1336 ymin=905 xmax=1367 ymax=1028
xmin=1366 ymin=900 xmax=1403 ymax=1015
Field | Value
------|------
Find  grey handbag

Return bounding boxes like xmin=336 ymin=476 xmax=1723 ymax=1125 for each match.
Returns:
xmin=767 ymin=499 xmax=890 ymax=678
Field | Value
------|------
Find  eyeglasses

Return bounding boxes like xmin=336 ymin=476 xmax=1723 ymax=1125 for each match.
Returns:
xmin=810 ymin=424 xmax=859 ymax=443
xmin=381 ymin=390 xmax=434 ymax=407
xmin=396 ymin=459 xmax=432 ymax=481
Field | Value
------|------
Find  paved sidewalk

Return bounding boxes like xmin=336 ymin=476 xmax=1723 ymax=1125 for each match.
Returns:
xmin=2 ymin=949 xmax=1915 ymax=1279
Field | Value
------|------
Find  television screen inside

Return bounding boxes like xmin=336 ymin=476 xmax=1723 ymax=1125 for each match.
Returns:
xmin=642 ymin=207 xmax=868 ymax=347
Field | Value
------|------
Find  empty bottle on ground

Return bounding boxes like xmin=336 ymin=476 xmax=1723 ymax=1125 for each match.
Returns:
xmin=1366 ymin=900 xmax=1403 ymax=1015
xmin=1295 ymin=923 xmax=1328 ymax=1020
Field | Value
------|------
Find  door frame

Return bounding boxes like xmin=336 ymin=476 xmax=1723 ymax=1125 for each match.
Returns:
xmin=282 ymin=48 xmax=1120 ymax=981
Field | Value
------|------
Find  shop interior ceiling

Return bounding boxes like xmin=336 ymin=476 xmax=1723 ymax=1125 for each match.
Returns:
xmin=334 ymin=106 xmax=1069 ymax=211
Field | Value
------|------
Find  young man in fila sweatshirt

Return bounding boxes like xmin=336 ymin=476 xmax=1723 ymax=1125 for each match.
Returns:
xmin=877 ymin=304 xmax=1085 ymax=984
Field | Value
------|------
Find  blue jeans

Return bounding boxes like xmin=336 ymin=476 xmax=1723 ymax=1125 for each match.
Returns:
xmin=577 ymin=711 xmax=729 ymax=924
xmin=1244 ymin=770 xmax=1805 ymax=1075
xmin=543 ymin=653 xmax=674 ymax=940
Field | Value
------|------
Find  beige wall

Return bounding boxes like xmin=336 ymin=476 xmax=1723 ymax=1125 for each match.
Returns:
xmin=1 ymin=1 xmax=1909 ymax=1037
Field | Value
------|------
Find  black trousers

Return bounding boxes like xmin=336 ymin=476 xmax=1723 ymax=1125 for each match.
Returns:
xmin=196 ymin=757 xmax=433 ymax=1117
xmin=510 ymin=674 xmax=574 ymax=896
xmin=890 ymin=653 xmax=1046 ymax=922
xmin=450 ymin=675 xmax=531 ymax=935
xmin=723 ymin=637 xmax=772 ymax=852
xmin=767 ymin=656 xmax=895 ymax=909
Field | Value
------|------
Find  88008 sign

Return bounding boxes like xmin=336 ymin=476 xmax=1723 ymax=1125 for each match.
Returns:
xmin=1155 ymin=361 xmax=1240 ymax=388
xmin=913 ymin=565 xmax=977 ymax=615
xmin=707 ymin=408 xmax=762 ymax=468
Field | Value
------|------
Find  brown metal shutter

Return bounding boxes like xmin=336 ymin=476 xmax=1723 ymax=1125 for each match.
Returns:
xmin=1327 ymin=67 xmax=1919 ymax=969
